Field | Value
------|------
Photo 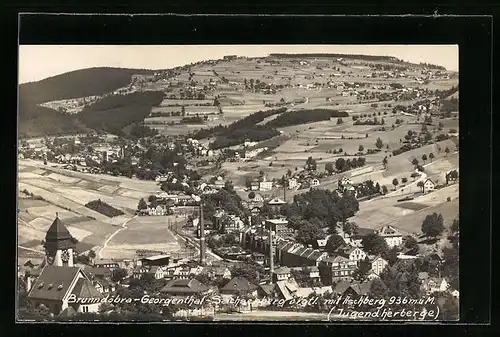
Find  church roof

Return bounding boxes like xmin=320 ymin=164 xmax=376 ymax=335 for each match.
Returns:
xmin=28 ymin=265 xmax=81 ymax=301
xmin=44 ymin=216 xmax=77 ymax=250
xmin=45 ymin=216 xmax=74 ymax=242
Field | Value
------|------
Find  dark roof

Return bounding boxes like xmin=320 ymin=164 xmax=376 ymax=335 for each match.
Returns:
xmin=28 ymin=266 xmax=80 ymax=301
xmin=71 ymin=278 xmax=103 ymax=299
xmin=352 ymin=227 xmax=375 ymax=239
xmin=348 ymin=282 xmax=372 ymax=296
xmin=220 ymin=277 xmax=258 ymax=293
xmin=44 ymin=216 xmax=77 ymax=250
xmin=259 ymin=283 xmax=276 ymax=296
xmin=85 ymin=267 xmax=112 ymax=278
xmin=160 ymin=279 xmax=208 ymax=294
xmin=333 ymin=281 xmax=352 ymax=294
xmin=274 ymin=266 xmax=291 ymax=275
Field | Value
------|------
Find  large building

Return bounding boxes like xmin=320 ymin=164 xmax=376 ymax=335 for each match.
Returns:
xmin=26 ymin=215 xmax=103 ymax=316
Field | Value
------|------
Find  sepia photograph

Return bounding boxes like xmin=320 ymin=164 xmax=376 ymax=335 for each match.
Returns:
xmin=17 ymin=44 xmax=460 ymax=322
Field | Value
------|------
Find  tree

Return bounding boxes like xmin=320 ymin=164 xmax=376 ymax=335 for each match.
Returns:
xmin=382 ymin=185 xmax=388 ymax=194
xmin=111 ymin=268 xmax=128 ymax=283
xmin=325 ymin=234 xmax=345 ymax=254
xmin=429 ymin=153 xmax=435 ymax=162
xmin=342 ymin=221 xmax=359 ymax=236
xmin=352 ymin=257 xmax=372 ymax=282
xmin=325 ymin=162 xmax=334 ymax=174
xmin=335 ymin=158 xmax=346 ymax=172
xmin=421 ymin=123 xmax=428 ymax=133
xmin=358 ymin=145 xmax=364 ymax=152
xmin=417 ymin=181 xmax=424 ymax=193
xmin=370 ymin=278 xmax=388 ymax=298
xmin=296 ymin=220 xmax=326 ymax=245
xmin=137 ymin=198 xmax=148 ymax=211
xmin=450 ymin=218 xmax=459 ymax=233
xmin=404 ymin=236 xmax=419 ymax=251
xmin=401 ymin=177 xmax=408 ymax=184
xmin=392 ymin=178 xmax=399 ymax=190
xmin=248 ymin=191 xmax=256 ymax=200
xmin=445 ymin=147 xmax=450 ymax=156
xmin=306 ymin=157 xmax=317 ymax=171
xmin=337 ymin=118 xmax=343 ymax=125
xmin=88 ymin=250 xmax=96 ymax=262
xmin=181 ymin=105 xmax=186 ymax=116
xmin=421 ymin=213 xmax=445 ymax=238
xmin=424 ymin=131 xmax=433 ymax=142
xmin=362 ymin=233 xmax=389 ymax=256
xmin=411 ymin=158 xmax=419 ymax=167
xmin=422 ymin=154 xmax=427 ymax=163
xmin=382 ymin=156 xmax=388 ymax=169
xmin=375 ymin=137 xmax=384 ymax=150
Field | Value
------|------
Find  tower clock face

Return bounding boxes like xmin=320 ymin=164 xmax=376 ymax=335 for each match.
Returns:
xmin=61 ymin=249 xmax=70 ymax=262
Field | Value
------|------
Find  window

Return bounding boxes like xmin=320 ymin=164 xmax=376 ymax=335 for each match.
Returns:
xmin=82 ymin=306 xmax=88 ymax=313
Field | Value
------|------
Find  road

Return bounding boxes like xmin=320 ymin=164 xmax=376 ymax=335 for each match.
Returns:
xmin=98 ymin=215 xmax=138 ymax=259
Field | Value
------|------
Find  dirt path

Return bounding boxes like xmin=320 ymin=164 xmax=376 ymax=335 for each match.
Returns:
xmin=98 ymin=215 xmax=137 ymax=259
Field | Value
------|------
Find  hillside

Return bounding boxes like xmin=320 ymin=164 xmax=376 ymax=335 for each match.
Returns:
xmin=19 ymin=67 xmax=155 ymax=105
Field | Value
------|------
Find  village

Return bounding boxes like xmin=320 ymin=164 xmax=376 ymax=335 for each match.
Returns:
xmin=18 ymin=51 xmax=459 ymax=321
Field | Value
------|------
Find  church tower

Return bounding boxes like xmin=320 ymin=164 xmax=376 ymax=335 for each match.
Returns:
xmin=43 ymin=214 xmax=77 ymax=267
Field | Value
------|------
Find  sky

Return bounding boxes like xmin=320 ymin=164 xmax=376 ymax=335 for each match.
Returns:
xmin=18 ymin=45 xmax=458 ymax=84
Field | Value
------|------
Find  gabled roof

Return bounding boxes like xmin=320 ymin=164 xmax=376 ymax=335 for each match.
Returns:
xmin=220 ymin=277 xmax=257 ymax=293
xmin=333 ymin=281 xmax=352 ymax=294
xmin=160 ymin=279 xmax=208 ymax=294
xmin=71 ymin=278 xmax=103 ymax=299
xmin=28 ymin=266 xmax=81 ymax=301
xmin=267 ymin=197 xmax=286 ymax=205
xmin=274 ymin=266 xmax=291 ymax=275
xmin=259 ymin=283 xmax=276 ymax=296
xmin=348 ymin=281 xmax=372 ymax=296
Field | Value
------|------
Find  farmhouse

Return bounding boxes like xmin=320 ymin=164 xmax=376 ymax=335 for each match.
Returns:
xmin=375 ymin=225 xmax=403 ymax=248
xmin=423 ymin=179 xmax=436 ymax=193
xmin=421 ymin=278 xmax=449 ymax=294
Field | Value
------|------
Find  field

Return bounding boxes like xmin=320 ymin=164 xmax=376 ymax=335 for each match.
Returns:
xmin=17 ymin=159 xmax=165 ymax=257
xmin=100 ymin=215 xmax=183 ymax=259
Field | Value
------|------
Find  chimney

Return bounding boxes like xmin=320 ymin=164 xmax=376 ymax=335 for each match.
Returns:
xmin=269 ymin=230 xmax=274 ymax=283
xmin=199 ymin=203 xmax=206 ymax=265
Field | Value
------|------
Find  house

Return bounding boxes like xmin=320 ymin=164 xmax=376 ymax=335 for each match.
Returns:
xmin=259 ymin=180 xmax=273 ymax=191
xmin=146 ymin=266 xmax=165 ymax=280
xmin=316 ymin=239 xmax=328 ymax=250
xmin=252 ymin=252 xmax=266 ymax=265
xmin=267 ymin=197 xmax=287 ymax=213
xmin=140 ymin=255 xmax=170 ymax=267
xmin=265 ymin=219 xmax=293 ymax=238
xmin=421 ymin=278 xmax=449 ymax=294
xmin=336 ymin=246 xmax=367 ymax=263
xmin=375 ymin=225 xmax=403 ymax=248
xmin=370 ymin=256 xmax=388 ymax=275
xmin=288 ymin=178 xmax=298 ymax=189
xmin=132 ymin=266 xmax=149 ymax=279
xmin=220 ymin=277 xmax=258 ymax=296
xmin=423 ymin=178 xmax=436 ymax=193
xmin=319 ymin=256 xmax=358 ymax=284
xmin=201 ymin=266 xmax=232 ymax=279
xmin=94 ymin=259 xmax=120 ymax=270
xmin=85 ymin=267 xmax=112 ymax=280
xmin=93 ymin=278 xmax=116 ymax=294
xmin=160 ymin=279 xmax=209 ymax=295
xmin=310 ymin=178 xmax=320 ymax=187
xmin=273 ymin=266 xmax=292 ymax=282
xmin=343 ymin=281 xmax=373 ymax=298
xmin=252 ymin=193 xmax=264 ymax=203
xmin=250 ymin=180 xmax=260 ymax=191
xmin=27 ymin=266 xmax=103 ymax=315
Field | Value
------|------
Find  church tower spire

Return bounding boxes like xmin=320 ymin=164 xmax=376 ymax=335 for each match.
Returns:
xmin=44 ymin=214 xmax=77 ymax=267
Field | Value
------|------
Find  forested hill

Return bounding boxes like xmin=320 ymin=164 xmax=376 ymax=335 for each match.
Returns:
xmin=269 ymin=53 xmax=400 ymax=62
xmin=19 ymin=67 xmax=155 ymax=105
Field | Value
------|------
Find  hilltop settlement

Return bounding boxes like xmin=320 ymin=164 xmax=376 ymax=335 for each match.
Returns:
xmin=18 ymin=53 xmax=459 ymax=321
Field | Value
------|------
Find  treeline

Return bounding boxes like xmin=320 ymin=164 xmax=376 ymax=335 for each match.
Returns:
xmin=78 ymin=91 xmax=164 ymax=135
xmin=180 ymin=116 xmax=206 ymax=124
xmin=210 ymin=126 xmax=280 ymax=150
xmin=334 ymin=157 xmax=367 ymax=173
xmin=191 ymin=107 xmax=286 ymax=140
xmin=266 ymin=109 xmax=348 ymax=128
xmin=269 ymin=53 xmax=398 ymax=62
xmin=19 ymin=67 xmax=154 ymax=105
xmin=85 ymin=199 xmax=124 ymax=217
xmin=18 ymin=104 xmax=88 ymax=138
xmin=127 ymin=123 xmax=159 ymax=139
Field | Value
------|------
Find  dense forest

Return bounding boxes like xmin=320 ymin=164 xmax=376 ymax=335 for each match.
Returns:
xmin=269 ymin=53 xmax=399 ymax=62
xmin=77 ymin=91 xmax=164 ymax=135
xmin=19 ymin=67 xmax=155 ymax=105
xmin=266 ymin=109 xmax=349 ymax=128
xmin=85 ymin=199 xmax=125 ymax=217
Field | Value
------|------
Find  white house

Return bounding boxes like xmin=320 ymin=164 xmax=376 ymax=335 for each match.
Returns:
xmin=288 ymin=178 xmax=298 ymax=190
xmin=259 ymin=180 xmax=273 ymax=191
xmin=423 ymin=179 xmax=436 ymax=193
xmin=376 ymin=225 xmax=403 ymax=248
xmin=337 ymin=246 xmax=367 ymax=263
xmin=421 ymin=278 xmax=449 ymax=294
xmin=310 ymin=178 xmax=320 ymax=187
xmin=273 ymin=267 xmax=291 ymax=282
xmin=370 ymin=256 xmax=388 ymax=275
